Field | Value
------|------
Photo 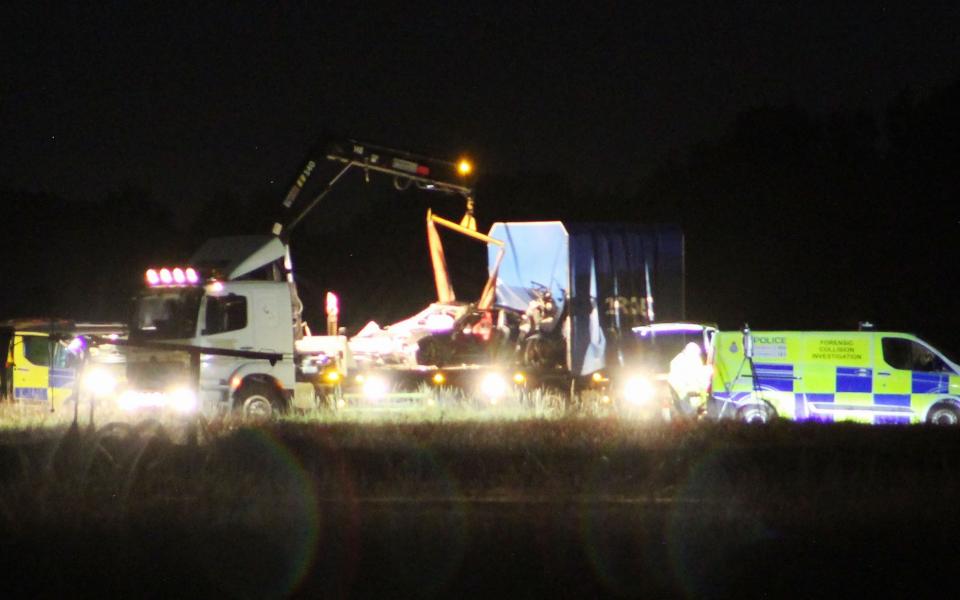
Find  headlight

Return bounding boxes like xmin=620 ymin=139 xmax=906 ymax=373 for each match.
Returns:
xmin=83 ymin=368 xmax=117 ymax=395
xmin=623 ymin=375 xmax=655 ymax=405
xmin=117 ymin=390 xmax=138 ymax=412
xmin=480 ymin=373 xmax=508 ymax=402
xmin=168 ymin=387 xmax=198 ymax=413
xmin=116 ymin=388 xmax=196 ymax=413
xmin=361 ymin=376 xmax=389 ymax=400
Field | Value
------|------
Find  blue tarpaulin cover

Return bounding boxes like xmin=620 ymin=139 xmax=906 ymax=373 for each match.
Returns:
xmin=488 ymin=222 xmax=684 ymax=376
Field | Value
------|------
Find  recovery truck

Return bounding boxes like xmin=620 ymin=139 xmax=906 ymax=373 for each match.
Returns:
xmin=112 ymin=138 xmax=482 ymax=418
xmin=111 ymin=136 xmax=688 ymax=418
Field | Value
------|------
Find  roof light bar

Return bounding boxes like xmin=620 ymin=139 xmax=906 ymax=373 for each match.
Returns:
xmin=145 ymin=266 xmax=203 ymax=287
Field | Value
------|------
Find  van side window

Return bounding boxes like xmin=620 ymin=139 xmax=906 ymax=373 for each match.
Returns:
xmin=22 ymin=336 xmax=51 ymax=367
xmin=204 ymin=294 xmax=248 ymax=335
xmin=881 ymin=338 xmax=947 ymax=372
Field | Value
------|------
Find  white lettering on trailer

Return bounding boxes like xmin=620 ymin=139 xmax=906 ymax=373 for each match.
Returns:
xmin=391 ymin=158 xmax=419 ymax=174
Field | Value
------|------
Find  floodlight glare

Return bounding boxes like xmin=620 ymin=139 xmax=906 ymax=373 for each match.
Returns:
xmin=623 ymin=375 xmax=655 ymax=406
xmin=362 ymin=376 xmax=389 ymax=400
xmin=480 ymin=373 xmax=508 ymax=401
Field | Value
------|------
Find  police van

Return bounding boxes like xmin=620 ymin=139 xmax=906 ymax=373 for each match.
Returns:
xmin=709 ymin=329 xmax=960 ymax=425
xmin=2 ymin=321 xmax=126 ymax=414
xmin=2 ymin=326 xmax=77 ymax=411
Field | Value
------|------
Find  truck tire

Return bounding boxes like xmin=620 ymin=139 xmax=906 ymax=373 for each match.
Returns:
xmin=524 ymin=337 xmax=562 ymax=369
xmin=927 ymin=403 xmax=960 ymax=425
xmin=417 ymin=336 xmax=446 ymax=367
xmin=235 ymin=381 xmax=282 ymax=421
xmin=738 ymin=402 xmax=775 ymax=424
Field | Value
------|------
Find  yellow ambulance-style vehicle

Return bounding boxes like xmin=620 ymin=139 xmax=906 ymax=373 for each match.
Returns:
xmin=1 ymin=326 xmax=77 ymax=411
xmin=709 ymin=329 xmax=960 ymax=425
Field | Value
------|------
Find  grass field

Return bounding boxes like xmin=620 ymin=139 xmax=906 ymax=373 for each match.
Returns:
xmin=2 ymin=410 xmax=960 ymax=597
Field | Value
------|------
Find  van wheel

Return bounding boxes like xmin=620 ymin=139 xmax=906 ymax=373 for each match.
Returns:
xmin=235 ymin=382 xmax=282 ymax=421
xmin=738 ymin=403 xmax=775 ymax=424
xmin=927 ymin=404 xmax=960 ymax=425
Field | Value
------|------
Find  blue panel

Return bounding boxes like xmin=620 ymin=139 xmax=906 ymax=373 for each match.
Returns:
xmin=875 ymin=416 xmax=911 ymax=425
xmin=804 ymin=393 xmax=835 ymax=422
xmin=874 ymin=394 xmax=911 ymax=407
xmin=753 ymin=363 xmax=794 ymax=392
xmin=912 ymin=372 xmax=949 ymax=394
xmin=50 ymin=367 xmax=76 ymax=389
xmin=836 ymin=366 xmax=872 ymax=393
xmin=14 ymin=387 xmax=48 ymax=401
xmin=489 ymin=222 xmax=569 ymax=313
xmin=794 ymin=394 xmax=807 ymax=419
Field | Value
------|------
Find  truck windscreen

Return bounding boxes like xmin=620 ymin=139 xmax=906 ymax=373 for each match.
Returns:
xmin=131 ymin=289 xmax=202 ymax=340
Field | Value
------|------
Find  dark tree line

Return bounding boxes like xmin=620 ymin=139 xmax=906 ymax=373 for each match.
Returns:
xmin=3 ymin=77 xmax=959 ymax=353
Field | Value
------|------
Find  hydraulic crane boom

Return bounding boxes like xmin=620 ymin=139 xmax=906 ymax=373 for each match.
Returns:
xmin=272 ymin=137 xmax=477 ymax=239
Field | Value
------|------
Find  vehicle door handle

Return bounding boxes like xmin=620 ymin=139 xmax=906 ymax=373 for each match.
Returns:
xmin=239 ymin=346 xmax=253 ymax=351
xmin=877 ymin=371 xmax=891 ymax=377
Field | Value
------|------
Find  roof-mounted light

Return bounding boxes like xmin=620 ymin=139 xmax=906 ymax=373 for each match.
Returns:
xmin=145 ymin=266 xmax=204 ymax=287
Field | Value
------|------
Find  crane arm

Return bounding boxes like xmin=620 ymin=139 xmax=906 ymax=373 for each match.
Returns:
xmin=426 ymin=210 xmax=504 ymax=308
xmin=273 ymin=137 xmax=476 ymax=239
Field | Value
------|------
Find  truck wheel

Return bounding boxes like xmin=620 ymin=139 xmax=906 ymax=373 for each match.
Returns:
xmin=417 ymin=337 xmax=445 ymax=367
xmin=524 ymin=338 xmax=553 ymax=369
xmin=738 ymin=403 xmax=775 ymax=424
xmin=235 ymin=382 xmax=282 ymax=421
xmin=927 ymin=404 xmax=960 ymax=425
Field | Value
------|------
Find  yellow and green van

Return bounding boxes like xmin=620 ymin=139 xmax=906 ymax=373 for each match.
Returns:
xmin=2 ymin=327 xmax=78 ymax=412
xmin=709 ymin=330 xmax=960 ymax=425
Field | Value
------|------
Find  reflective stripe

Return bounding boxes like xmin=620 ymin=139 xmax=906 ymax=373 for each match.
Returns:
xmin=752 ymin=363 xmax=794 ymax=392
xmin=912 ymin=372 xmax=949 ymax=394
xmin=875 ymin=394 xmax=911 ymax=407
xmin=50 ymin=367 xmax=76 ymax=388
xmin=836 ymin=366 xmax=872 ymax=393
xmin=14 ymin=387 xmax=48 ymax=401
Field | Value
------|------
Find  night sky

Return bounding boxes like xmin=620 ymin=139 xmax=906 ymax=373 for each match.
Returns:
xmin=4 ymin=3 xmax=957 ymax=206
xmin=3 ymin=3 xmax=960 ymax=348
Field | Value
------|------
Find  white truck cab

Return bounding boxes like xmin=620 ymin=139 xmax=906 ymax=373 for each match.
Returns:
xmin=126 ymin=236 xmax=299 ymax=417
